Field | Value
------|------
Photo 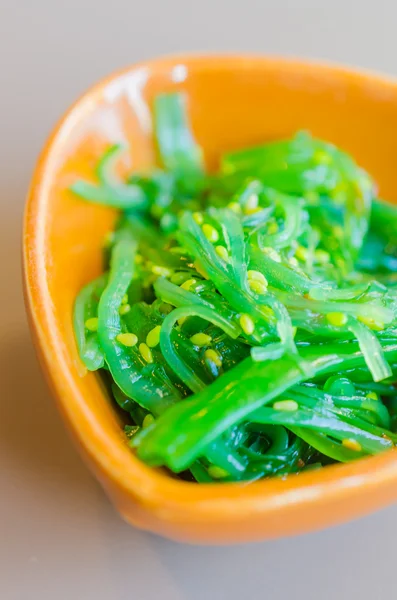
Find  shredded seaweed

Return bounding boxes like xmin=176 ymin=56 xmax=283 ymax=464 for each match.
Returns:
xmin=72 ymin=92 xmax=397 ymax=482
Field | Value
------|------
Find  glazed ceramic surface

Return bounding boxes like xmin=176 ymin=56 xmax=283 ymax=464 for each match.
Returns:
xmin=24 ymin=55 xmax=397 ymax=543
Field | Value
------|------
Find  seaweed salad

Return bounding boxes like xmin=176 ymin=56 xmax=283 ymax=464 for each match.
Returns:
xmin=72 ymin=92 xmax=397 ymax=483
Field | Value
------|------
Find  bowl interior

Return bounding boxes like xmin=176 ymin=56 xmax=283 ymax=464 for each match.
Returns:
xmin=24 ymin=56 xmax=397 ymax=542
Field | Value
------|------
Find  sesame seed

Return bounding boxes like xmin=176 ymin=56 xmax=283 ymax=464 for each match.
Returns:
xmin=121 ymin=294 xmax=128 ymax=305
xmin=314 ymin=249 xmax=330 ymax=264
xmin=194 ymin=261 xmax=208 ymax=279
xmin=152 ymin=265 xmax=172 ymax=277
xmin=180 ymin=278 xmax=197 ymax=291
xmin=244 ymin=193 xmax=258 ymax=213
xmin=342 ymin=438 xmax=362 ymax=452
xmin=190 ymin=333 xmax=212 ymax=347
xmin=227 ymin=202 xmax=242 ymax=214
xmin=135 ymin=254 xmax=143 ymax=264
xmin=247 ymin=270 xmax=268 ymax=285
xmin=326 ymin=312 xmax=348 ymax=327
xmin=116 ymin=333 xmax=138 ymax=347
xmin=119 ymin=304 xmax=131 ymax=315
xmin=146 ymin=325 xmax=162 ymax=348
xmin=333 ymin=225 xmax=344 ymax=239
xmin=244 ymin=207 xmax=262 ymax=215
xmin=202 ymin=224 xmax=219 ymax=243
xmin=139 ymin=342 xmax=153 ymax=363
xmin=314 ymin=150 xmax=332 ymax=165
xmin=85 ymin=317 xmax=99 ymax=332
xmin=273 ymin=399 xmax=299 ymax=412
xmin=208 ymin=465 xmax=229 ymax=479
xmin=239 ymin=314 xmax=255 ymax=335
xmin=262 ymin=247 xmax=282 ymax=263
xmin=267 ymin=221 xmax=279 ymax=234
xmin=357 ymin=315 xmax=384 ymax=331
xmin=104 ymin=231 xmax=115 ymax=247
xmin=249 ymin=279 xmax=268 ymax=295
xmin=304 ymin=190 xmax=320 ymax=204
xmin=260 ymin=306 xmax=275 ymax=319
xmin=193 ymin=212 xmax=204 ymax=225
xmin=204 ymin=349 xmax=222 ymax=368
xmin=170 ymin=272 xmax=190 ymax=285
xmin=215 ymin=245 xmax=229 ymax=261
xmin=159 ymin=302 xmax=173 ymax=315
xmin=295 ymin=245 xmax=309 ymax=262
xmin=142 ymin=414 xmax=155 ymax=428
xmin=169 ymin=246 xmax=187 ymax=255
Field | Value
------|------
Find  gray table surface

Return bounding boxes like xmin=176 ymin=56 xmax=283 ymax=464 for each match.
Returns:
xmin=1 ymin=1 xmax=396 ymax=598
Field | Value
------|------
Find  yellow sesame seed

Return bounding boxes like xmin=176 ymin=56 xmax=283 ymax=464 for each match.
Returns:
xmin=295 ymin=245 xmax=308 ymax=262
xmin=146 ymin=325 xmax=162 ymax=348
xmin=159 ymin=302 xmax=173 ymax=315
xmin=152 ymin=265 xmax=171 ymax=277
xmin=208 ymin=465 xmax=229 ymax=479
xmin=169 ymin=246 xmax=187 ymax=255
xmin=116 ymin=333 xmax=138 ymax=347
xmin=314 ymin=149 xmax=332 ymax=165
xmin=247 ymin=270 xmax=268 ymax=285
xmin=215 ymin=245 xmax=229 ymax=261
xmin=260 ymin=306 xmax=275 ymax=319
xmin=180 ymin=278 xmax=197 ymax=291
xmin=135 ymin=253 xmax=143 ymax=264
xmin=342 ymin=438 xmax=362 ymax=452
xmin=121 ymin=294 xmax=128 ymax=305
xmin=239 ymin=314 xmax=255 ymax=335
xmin=357 ymin=315 xmax=384 ymax=331
xmin=262 ymin=247 xmax=282 ymax=263
xmin=190 ymin=333 xmax=212 ymax=347
xmin=332 ymin=259 xmax=344 ymax=272
xmin=204 ymin=349 xmax=222 ymax=368
xmin=142 ymin=414 xmax=155 ymax=428
xmin=267 ymin=221 xmax=279 ymax=234
xmin=326 ymin=312 xmax=348 ymax=327
xmin=227 ymin=202 xmax=242 ymax=213
xmin=273 ymin=399 xmax=299 ymax=412
xmin=193 ymin=212 xmax=204 ymax=225
xmin=304 ymin=191 xmax=320 ymax=204
xmin=314 ymin=249 xmax=330 ymax=264
xmin=139 ymin=342 xmax=153 ymax=363
xmin=202 ymin=223 xmax=219 ymax=243
xmin=151 ymin=204 xmax=163 ymax=218
xmin=249 ymin=279 xmax=268 ymax=295
xmin=244 ymin=193 xmax=258 ymax=213
xmin=119 ymin=304 xmax=131 ymax=315
xmin=170 ymin=272 xmax=190 ymax=285
xmin=366 ymin=392 xmax=379 ymax=401
xmin=194 ymin=261 xmax=208 ymax=279
xmin=244 ymin=207 xmax=263 ymax=215
xmin=333 ymin=225 xmax=344 ymax=239
xmin=104 ymin=231 xmax=115 ymax=247
xmin=85 ymin=317 xmax=99 ymax=332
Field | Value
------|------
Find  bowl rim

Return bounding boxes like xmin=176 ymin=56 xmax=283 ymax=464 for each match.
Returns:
xmin=23 ymin=53 xmax=397 ymax=524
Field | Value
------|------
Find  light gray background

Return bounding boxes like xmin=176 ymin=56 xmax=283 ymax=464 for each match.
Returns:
xmin=1 ymin=1 xmax=396 ymax=598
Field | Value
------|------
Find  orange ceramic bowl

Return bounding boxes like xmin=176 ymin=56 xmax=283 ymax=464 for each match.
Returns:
xmin=23 ymin=55 xmax=397 ymax=544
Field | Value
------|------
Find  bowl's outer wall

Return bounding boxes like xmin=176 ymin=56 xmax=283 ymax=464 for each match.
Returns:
xmin=24 ymin=56 xmax=397 ymax=543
